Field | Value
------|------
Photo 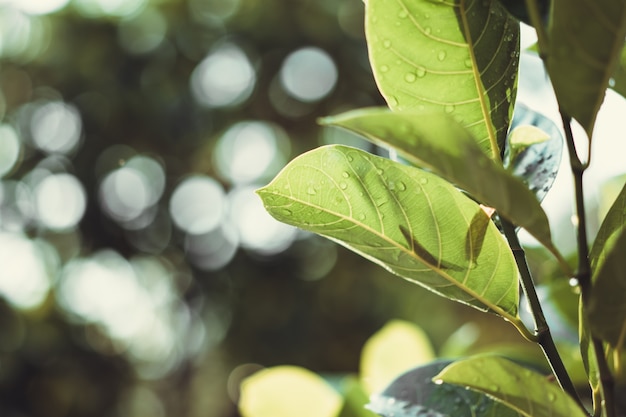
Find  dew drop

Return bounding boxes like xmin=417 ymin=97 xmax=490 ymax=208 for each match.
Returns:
xmin=419 ymin=177 xmax=428 ymax=185
xmin=346 ymin=154 xmax=354 ymax=162
xmin=342 ymin=171 xmax=350 ymax=178
xmin=376 ymin=168 xmax=384 ymax=175
xmin=433 ymin=379 xmax=444 ymax=385
xmin=405 ymin=72 xmax=417 ymax=83
xmin=397 ymin=181 xmax=407 ymax=191
xmin=389 ymin=96 xmax=399 ymax=107
xmin=444 ymin=104 xmax=455 ymax=113
xmin=437 ymin=51 xmax=447 ymax=61
xmin=307 ymin=187 xmax=317 ymax=195
xmin=548 ymin=392 xmax=557 ymax=402
xmin=424 ymin=27 xmax=432 ymax=35
xmin=380 ymin=65 xmax=390 ymax=73
xmin=339 ymin=182 xmax=348 ymax=190
xmin=469 ymin=260 xmax=478 ymax=270
xmin=281 ymin=208 xmax=293 ymax=216
xmin=358 ymin=213 xmax=366 ymax=221
xmin=398 ymin=9 xmax=408 ymax=18
xmin=490 ymin=384 xmax=500 ymax=392
xmin=464 ymin=58 xmax=473 ymax=68
xmin=424 ymin=13 xmax=430 ymax=19
xmin=416 ymin=67 xmax=426 ymax=77
xmin=383 ymin=39 xmax=392 ymax=48
xmin=609 ymin=77 xmax=616 ymax=87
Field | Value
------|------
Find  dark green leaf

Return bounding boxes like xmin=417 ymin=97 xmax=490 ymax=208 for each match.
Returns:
xmin=547 ymin=0 xmax=626 ymax=138
xmin=365 ymin=0 xmax=519 ymax=158
xmin=368 ymin=360 xmax=522 ymax=417
xmin=257 ymin=145 xmax=520 ymax=319
xmin=436 ymin=356 xmax=587 ymax=417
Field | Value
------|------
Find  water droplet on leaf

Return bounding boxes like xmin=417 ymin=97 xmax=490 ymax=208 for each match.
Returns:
xmin=339 ymin=182 xmax=348 ymax=190
xmin=397 ymin=181 xmax=407 ymax=191
xmin=437 ymin=51 xmax=447 ymax=61
xmin=464 ymin=58 xmax=473 ymax=68
xmin=419 ymin=177 xmax=428 ymax=185
xmin=405 ymin=72 xmax=417 ymax=83
xmin=380 ymin=65 xmax=389 ymax=73
xmin=307 ymin=187 xmax=317 ymax=195
xmin=342 ymin=171 xmax=350 ymax=178
xmin=389 ymin=96 xmax=399 ymax=107
xmin=416 ymin=67 xmax=426 ymax=77
xmin=424 ymin=27 xmax=432 ymax=35
xmin=383 ymin=39 xmax=392 ymax=48
xmin=444 ymin=104 xmax=455 ymax=113
xmin=398 ymin=9 xmax=408 ymax=18
xmin=548 ymin=392 xmax=557 ymax=402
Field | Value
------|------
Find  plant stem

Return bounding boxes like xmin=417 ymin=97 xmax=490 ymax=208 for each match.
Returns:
xmin=561 ymin=114 xmax=615 ymax=417
xmin=500 ymin=219 xmax=585 ymax=410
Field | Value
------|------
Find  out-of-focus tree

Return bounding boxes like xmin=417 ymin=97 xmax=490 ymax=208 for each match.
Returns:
xmin=0 ymin=1 xmax=524 ymax=416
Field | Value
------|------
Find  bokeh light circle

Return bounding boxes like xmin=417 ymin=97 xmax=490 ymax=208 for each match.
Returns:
xmin=228 ymin=186 xmax=297 ymax=255
xmin=214 ymin=121 xmax=289 ymax=185
xmin=34 ymin=173 xmax=86 ymax=231
xmin=279 ymin=47 xmax=338 ymax=102
xmin=0 ymin=233 xmax=54 ymax=309
xmin=0 ymin=124 xmax=21 ymax=178
xmin=190 ymin=43 xmax=256 ymax=108
xmin=169 ymin=175 xmax=226 ymax=235
xmin=118 ymin=7 xmax=167 ymax=55
xmin=30 ymin=101 xmax=82 ymax=154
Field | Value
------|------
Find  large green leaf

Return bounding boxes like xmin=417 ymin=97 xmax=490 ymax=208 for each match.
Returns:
xmin=435 ymin=355 xmax=587 ymax=417
xmin=368 ymin=360 xmax=523 ymax=417
xmin=588 ymin=181 xmax=626 ymax=348
xmin=257 ymin=145 xmax=519 ymax=319
xmin=321 ymin=108 xmax=559 ymax=257
xmin=547 ymin=0 xmax=626 ymax=138
xmin=365 ymin=0 xmax=519 ymax=158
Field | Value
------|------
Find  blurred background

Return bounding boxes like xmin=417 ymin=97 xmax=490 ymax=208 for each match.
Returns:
xmin=0 ymin=0 xmax=602 ymax=416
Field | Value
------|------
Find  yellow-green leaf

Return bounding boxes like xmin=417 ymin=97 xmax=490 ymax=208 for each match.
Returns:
xmin=366 ymin=0 xmax=519 ymax=158
xmin=257 ymin=145 xmax=519 ymax=319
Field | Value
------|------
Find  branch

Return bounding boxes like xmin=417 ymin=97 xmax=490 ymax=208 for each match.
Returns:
xmin=501 ymin=218 xmax=585 ymax=410
xmin=561 ymin=114 xmax=615 ymax=417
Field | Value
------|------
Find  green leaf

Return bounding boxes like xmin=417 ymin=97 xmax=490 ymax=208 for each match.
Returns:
xmin=579 ymin=300 xmax=603 ymax=416
xmin=547 ymin=0 xmax=626 ymax=138
xmin=337 ymin=377 xmax=379 ymax=417
xmin=435 ymin=355 xmax=587 ymax=417
xmin=257 ymin=145 xmax=519 ymax=319
xmin=588 ymin=181 xmax=626 ymax=348
xmin=505 ymin=103 xmax=564 ymax=203
xmin=320 ymin=108 xmax=558 ymax=256
xmin=239 ymin=366 xmax=342 ymax=417
xmin=365 ymin=0 xmax=519 ymax=158
xmin=360 ymin=320 xmax=435 ymax=394
xmin=368 ymin=360 xmax=523 ymax=417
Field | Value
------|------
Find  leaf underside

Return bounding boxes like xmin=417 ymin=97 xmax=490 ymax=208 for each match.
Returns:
xmin=365 ymin=0 xmax=519 ymax=158
xmin=321 ymin=108 xmax=555 ymax=252
xmin=547 ymin=0 xmax=626 ymax=138
xmin=436 ymin=356 xmax=587 ymax=417
xmin=257 ymin=145 xmax=519 ymax=318
xmin=368 ymin=360 xmax=522 ymax=417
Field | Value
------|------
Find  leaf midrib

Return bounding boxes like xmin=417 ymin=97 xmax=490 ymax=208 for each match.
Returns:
xmin=261 ymin=185 xmax=517 ymax=320
xmin=459 ymin=0 xmax=500 ymax=161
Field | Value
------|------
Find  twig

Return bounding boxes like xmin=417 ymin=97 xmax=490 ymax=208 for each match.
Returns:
xmin=501 ymin=219 xmax=585 ymax=411
xmin=561 ymin=114 xmax=615 ymax=417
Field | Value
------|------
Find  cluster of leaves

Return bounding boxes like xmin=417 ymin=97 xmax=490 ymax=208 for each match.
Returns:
xmin=255 ymin=0 xmax=626 ymax=416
